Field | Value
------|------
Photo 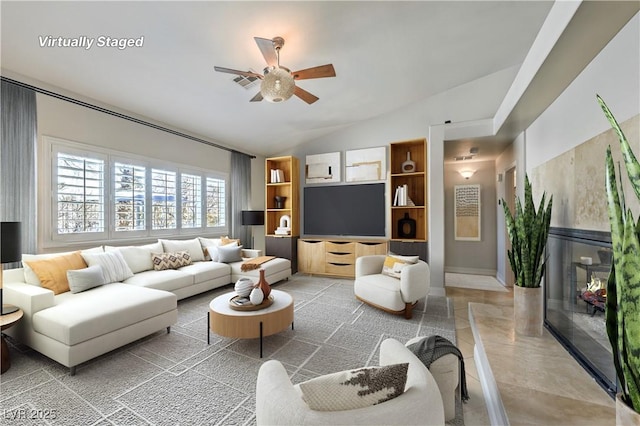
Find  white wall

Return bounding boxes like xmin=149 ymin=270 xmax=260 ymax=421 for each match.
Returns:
xmin=494 ymin=142 xmax=515 ymax=284
xmin=526 ymin=13 xmax=640 ymax=172
xmin=34 ymin=90 xmax=266 ymax=251
xmin=444 ymin=160 xmax=497 ymax=275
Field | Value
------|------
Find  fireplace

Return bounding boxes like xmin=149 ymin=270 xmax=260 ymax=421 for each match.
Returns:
xmin=545 ymin=227 xmax=616 ymax=396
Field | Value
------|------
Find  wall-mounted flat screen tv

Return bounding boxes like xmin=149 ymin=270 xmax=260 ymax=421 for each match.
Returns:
xmin=304 ymin=183 xmax=386 ymax=237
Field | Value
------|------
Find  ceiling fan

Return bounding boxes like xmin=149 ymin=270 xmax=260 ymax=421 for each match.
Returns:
xmin=214 ymin=36 xmax=336 ymax=104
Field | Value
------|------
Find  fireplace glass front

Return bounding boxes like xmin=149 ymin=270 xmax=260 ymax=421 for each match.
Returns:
xmin=545 ymin=227 xmax=615 ymax=395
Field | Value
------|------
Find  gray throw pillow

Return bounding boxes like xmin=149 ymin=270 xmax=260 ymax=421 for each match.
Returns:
xmin=217 ymin=244 xmax=243 ymax=263
xmin=67 ymin=265 xmax=106 ymax=293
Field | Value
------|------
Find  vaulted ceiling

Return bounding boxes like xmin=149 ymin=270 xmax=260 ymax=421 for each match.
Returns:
xmin=1 ymin=1 xmax=554 ymax=157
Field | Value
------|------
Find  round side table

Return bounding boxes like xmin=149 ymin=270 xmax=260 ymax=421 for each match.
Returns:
xmin=208 ymin=289 xmax=293 ymax=358
xmin=1 ymin=308 xmax=23 ymax=374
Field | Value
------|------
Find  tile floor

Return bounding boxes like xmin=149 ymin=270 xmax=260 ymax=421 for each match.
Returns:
xmin=446 ymin=284 xmax=617 ymax=425
xmin=446 ymin=285 xmax=513 ymax=425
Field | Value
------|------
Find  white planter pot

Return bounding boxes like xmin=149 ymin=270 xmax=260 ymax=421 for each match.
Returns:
xmin=514 ymin=286 xmax=543 ymax=336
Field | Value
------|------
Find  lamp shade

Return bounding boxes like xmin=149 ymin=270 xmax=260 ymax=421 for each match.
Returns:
xmin=1 ymin=222 xmax=21 ymax=263
xmin=242 ymin=211 xmax=265 ymax=226
xmin=459 ymin=170 xmax=475 ymax=180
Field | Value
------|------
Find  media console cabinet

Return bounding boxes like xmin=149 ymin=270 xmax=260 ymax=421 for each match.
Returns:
xmin=297 ymin=238 xmax=388 ymax=278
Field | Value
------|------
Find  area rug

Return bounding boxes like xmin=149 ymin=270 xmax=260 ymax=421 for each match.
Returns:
xmin=445 ymin=272 xmax=509 ymax=292
xmin=0 ymin=274 xmax=462 ymax=425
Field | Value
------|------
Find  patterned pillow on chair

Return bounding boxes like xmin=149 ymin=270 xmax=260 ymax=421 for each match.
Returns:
xmin=298 ymin=363 xmax=408 ymax=411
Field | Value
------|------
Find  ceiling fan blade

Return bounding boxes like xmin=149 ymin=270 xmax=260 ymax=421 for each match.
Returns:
xmin=294 ymin=86 xmax=319 ymax=104
xmin=254 ymin=37 xmax=278 ymax=67
xmin=292 ymin=64 xmax=336 ymax=80
xmin=250 ymin=91 xmax=264 ymax=102
xmin=214 ymin=66 xmax=263 ymax=79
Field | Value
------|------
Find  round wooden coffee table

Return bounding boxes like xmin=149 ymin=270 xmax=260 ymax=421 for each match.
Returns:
xmin=1 ymin=308 xmax=23 ymax=374
xmin=208 ymin=289 xmax=293 ymax=357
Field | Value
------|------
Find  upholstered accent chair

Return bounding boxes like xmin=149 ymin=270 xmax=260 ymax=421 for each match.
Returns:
xmin=406 ymin=336 xmax=460 ymax=421
xmin=354 ymin=255 xmax=430 ymax=319
xmin=255 ymin=338 xmax=445 ymax=425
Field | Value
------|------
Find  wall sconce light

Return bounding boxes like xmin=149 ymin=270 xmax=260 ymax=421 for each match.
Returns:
xmin=459 ymin=170 xmax=475 ymax=180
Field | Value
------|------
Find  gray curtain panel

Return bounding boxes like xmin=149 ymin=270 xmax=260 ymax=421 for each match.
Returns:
xmin=1 ymin=80 xmax=37 ymax=262
xmin=230 ymin=151 xmax=251 ymax=247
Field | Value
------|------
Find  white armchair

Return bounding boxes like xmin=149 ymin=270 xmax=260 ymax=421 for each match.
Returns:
xmin=255 ymin=338 xmax=445 ymax=425
xmin=354 ymin=255 xmax=430 ymax=319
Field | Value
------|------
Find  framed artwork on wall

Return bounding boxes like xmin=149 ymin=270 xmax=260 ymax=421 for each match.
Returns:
xmin=454 ymin=184 xmax=481 ymax=241
xmin=305 ymin=152 xmax=341 ymax=184
xmin=345 ymin=147 xmax=386 ymax=182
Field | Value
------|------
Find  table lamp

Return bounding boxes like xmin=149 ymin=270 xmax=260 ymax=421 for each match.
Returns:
xmin=242 ymin=210 xmax=265 ymax=249
xmin=1 ymin=222 xmax=21 ymax=315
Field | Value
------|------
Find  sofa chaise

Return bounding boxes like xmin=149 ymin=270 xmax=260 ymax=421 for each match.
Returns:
xmin=3 ymin=237 xmax=291 ymax=374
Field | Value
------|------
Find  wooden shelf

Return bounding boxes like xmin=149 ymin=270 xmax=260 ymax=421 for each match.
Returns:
xmin=265 ymin=156 xmax=299 ymax=237
xmin=390 ymin=139 xmax=428 ymax=242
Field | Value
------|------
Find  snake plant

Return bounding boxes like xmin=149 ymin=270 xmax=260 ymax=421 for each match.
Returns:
xmin=599 ymin=94 xmax=640 ymax=412
xmin=502 ymin=175 xmax=553 ymax=288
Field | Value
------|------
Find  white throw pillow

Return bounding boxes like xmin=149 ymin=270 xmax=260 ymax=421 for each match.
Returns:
xmin=206 ymin=242 xmax=237 ymax=262
xmin=22 ymin=246 xmax=103 ymax=286
xmin=159 ymin=238 xmax=205 ymax=262
xmin=298 ymin=363 xmax=408 ymax=411
xmin=81 ymin=251 xmax=134 ymax=283
xmin=198 ymin=237 xmax=222 ymax=260
xmin=199 ymin=237 xmax=221 ymax=260
xmin=105 ymin=242 xmax=162 ymax=273
xmin=67 ymin=265 xmax=105 ymax=293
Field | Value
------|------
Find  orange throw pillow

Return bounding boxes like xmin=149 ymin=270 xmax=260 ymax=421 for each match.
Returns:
xmin=23 ymin=251 xmax=87 ymax=295
xmin=221 ymin=236 xmax=240 ymax=246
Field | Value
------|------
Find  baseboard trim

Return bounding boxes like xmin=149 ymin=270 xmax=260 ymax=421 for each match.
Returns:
xmin=445 ymin=267 xmax=497 ymax=276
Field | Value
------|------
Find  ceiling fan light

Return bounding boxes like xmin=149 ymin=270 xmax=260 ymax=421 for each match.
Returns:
xmin=261 ymin=67 xmax=295 ymax=103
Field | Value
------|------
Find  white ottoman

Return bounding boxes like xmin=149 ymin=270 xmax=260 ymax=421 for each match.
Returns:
xmin=406 ymin=336 xmax=460 ymax=421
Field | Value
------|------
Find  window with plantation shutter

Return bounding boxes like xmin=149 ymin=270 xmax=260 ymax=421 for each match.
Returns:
xmin=152 ymin=169 xmax=177 ymax=230
xmin=56 ymin=152 xmax=105 ymax=234
xmin=181 ymin=173 xmax=202 ymax=228
xmin=206 ymin=177 xmax=226 ymax=227
xmin=47 ymin=137 xmax=228 ymax=245
xmin=114 ymin=162 xmax=146 ymax=231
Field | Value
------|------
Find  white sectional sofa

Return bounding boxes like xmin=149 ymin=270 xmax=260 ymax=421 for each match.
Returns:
xmin=3 ymin=237 xmax=291 ymax=374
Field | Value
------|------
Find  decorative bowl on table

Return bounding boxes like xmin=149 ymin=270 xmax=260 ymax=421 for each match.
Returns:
xmin=229 ymin=295 xmax=274 ymax=311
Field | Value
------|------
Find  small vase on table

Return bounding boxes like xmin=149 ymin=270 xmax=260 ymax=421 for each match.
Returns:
xmin=257 ymin=269 xmax=271 ymax=299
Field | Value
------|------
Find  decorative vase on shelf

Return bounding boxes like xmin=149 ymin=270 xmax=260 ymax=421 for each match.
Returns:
xmin=256 ymin=269 xmax=271 ymax=299
xmin=401 ymin=151 xmax=416 ymax=173
xmin=274 ymin=196 xmax=287 ymax=209
xmin=397 ymin=213 xmax=417 ymax=239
